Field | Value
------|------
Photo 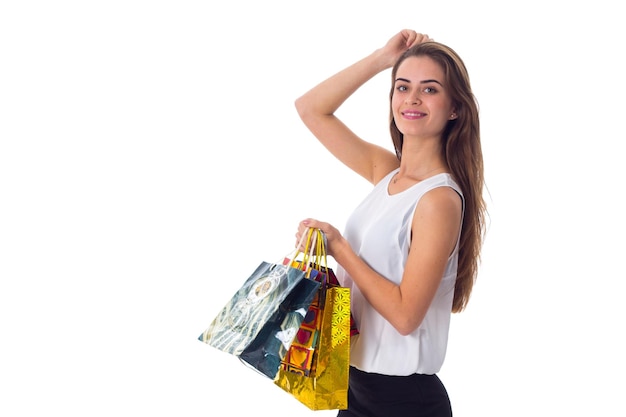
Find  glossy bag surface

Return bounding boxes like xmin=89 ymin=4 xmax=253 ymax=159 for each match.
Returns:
xmin=198 ymin=261 xmax=308 ymax=356
xmin=275 ymin=283 xmax=351 ymax=410
xmin=238 ymin=276 xmax=320 ymax=378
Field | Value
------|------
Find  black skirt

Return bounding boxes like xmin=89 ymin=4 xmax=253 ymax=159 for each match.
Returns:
xmin=337 ymin=366 xmax=453 ymax=417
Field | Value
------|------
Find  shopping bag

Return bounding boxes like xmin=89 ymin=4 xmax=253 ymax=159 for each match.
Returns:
xmin=198 ymin=230 xmax=321 ymax=379
xmin=275 ymin=229 xmax=352 ymax=410
xmin=238 ymin=276 xmax=320 ymax=378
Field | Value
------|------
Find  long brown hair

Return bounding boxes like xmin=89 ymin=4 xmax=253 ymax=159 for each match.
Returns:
xmin=389 ymin=42 xmax=486 ymax=313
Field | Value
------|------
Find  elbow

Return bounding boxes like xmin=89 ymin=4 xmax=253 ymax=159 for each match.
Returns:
xmin=395 ymin=324 xmax=417 ymax=337
xmin=294 ymin=96 xmax=309 ymax=121
xmin=294 ymin=95 xmax=329 ymax=124
xmin=393 ymin=317 xmax=422 ymax=336
xmin=391 ymin=306 xmax=427 ymax=335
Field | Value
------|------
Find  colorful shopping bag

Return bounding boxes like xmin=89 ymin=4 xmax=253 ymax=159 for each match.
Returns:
xmin=238 ymin=276 xmax=320 ymax=378
xmin=199 ymin=230 xmax=322 ymax=379
xmin=275 ymin=229 xmax=352 ymax=410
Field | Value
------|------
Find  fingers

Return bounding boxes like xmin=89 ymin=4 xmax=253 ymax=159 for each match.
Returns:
xmin=397 ymin=29 xmax=432 ymax=45
xmin=301 ymin=218 xmax=321 ymax=229
xmin=295 ymin=219 xmax=313 ymax=250
xmin=407 ymin=31 xmax=432 ymax=48
xmin=295 ymin=219 xmax=323 ymax=250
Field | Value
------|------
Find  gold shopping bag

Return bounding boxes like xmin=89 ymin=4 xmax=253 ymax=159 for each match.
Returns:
xmin=275 ymin=230 xmax=351 ymax=410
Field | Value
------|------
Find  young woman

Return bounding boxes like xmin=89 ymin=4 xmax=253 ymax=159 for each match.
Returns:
xmin=294 ymin=30 xmax=486 ymax=416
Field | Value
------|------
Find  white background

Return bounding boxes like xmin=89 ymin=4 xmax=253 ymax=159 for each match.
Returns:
xmin=1 ymin=1 xmax=625 ymax=416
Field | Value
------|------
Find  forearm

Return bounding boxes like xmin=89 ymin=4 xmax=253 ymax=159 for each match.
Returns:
xmin=295 ymin=29 xmax=430 ymax=121
xmin=332 ymin=238 xmax=418 ymax=335
xmin=294 ymin=48 xmax=391 ymax=118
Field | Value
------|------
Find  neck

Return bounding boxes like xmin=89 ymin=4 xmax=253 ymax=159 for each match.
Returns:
xmin=394 ymin=138 xmax=448 ymax=183
xmin=398 ymin=150 xmax=447 ymax=177
xmin=393 ymin=165 xmax=447 ymax=184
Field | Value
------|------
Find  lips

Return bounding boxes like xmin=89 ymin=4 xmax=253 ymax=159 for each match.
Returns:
xmin=401 ymin=111 xmax=426 ymax=120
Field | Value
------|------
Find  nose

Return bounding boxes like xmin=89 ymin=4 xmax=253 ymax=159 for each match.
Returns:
xmin=405 ymin=93 xmax=421 ymax=105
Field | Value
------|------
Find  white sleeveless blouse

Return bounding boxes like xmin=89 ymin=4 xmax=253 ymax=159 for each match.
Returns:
xmin=337 ymin=169 xmax=463 ymax=375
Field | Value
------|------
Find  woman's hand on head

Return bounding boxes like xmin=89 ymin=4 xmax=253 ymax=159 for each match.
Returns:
xmin=380 ymin=29 xmax=432 ymax=67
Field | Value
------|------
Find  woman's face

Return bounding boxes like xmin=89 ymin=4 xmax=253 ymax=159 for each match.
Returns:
xmin=391 ymin=56 xmax=456 ymax=140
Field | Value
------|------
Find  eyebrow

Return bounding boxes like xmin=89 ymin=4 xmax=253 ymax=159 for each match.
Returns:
xmin=395 ymin=77 xmax=443 ymax=86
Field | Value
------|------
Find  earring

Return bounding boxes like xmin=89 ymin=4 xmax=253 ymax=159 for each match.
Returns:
xmin=450 ymin=113 xmax=457 ymax=119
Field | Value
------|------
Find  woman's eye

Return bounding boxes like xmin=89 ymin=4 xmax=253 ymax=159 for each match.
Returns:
xmin=397 ymin=85 xmax=407 ymax=92
xmin=424 ymin=87 xmax=437 ymax=94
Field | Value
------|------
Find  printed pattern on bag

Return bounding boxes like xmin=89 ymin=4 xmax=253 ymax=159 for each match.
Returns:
xmin=279 ymin=265 xmax=325 ymax=376
xmin=330 ymin=289 xmax=350 ymax=348
xmin=199 ymin=262 xmax=305 ymax=355
xmin=275 ymin=286 xmax=351 ymax=410
xmin=281 ymin=301 xmax=322 ymax=375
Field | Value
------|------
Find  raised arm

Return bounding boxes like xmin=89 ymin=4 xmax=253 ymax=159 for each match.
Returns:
xmin=295 ymin=30 xmax=432 ymax=184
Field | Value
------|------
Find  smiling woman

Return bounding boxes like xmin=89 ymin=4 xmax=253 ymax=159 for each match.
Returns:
xmin=290 ymin=29 xmax=486 ymax=417
xmin=391 ymin=57 xmax=457 ymax=146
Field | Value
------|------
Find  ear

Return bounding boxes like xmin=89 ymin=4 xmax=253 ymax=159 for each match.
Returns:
xmin=449 ymin=109 xmax=458 ymax=120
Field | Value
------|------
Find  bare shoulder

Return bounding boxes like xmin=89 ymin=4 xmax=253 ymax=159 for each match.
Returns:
xmin=420 ymin=185 xmax=462 ymax=210
xmin=411 ymin=185 xmax=463 ymax=255
xmin=414 ymin=186 xmax=463 ymax=225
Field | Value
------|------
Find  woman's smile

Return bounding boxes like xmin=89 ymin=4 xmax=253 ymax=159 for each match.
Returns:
xmin=401 ymin=110 xmax=427 ymax=120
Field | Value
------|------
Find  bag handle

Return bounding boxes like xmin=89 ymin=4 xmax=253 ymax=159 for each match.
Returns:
xmin=297 ymin=227 xmax=329 ymax=283
xmin=312 ymin=228 xmax=329 ymax=285
xmin=282 ymin=227 xmax=330 ymax=278
xmin=283 ymin=227 xmax=317 ymax=276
